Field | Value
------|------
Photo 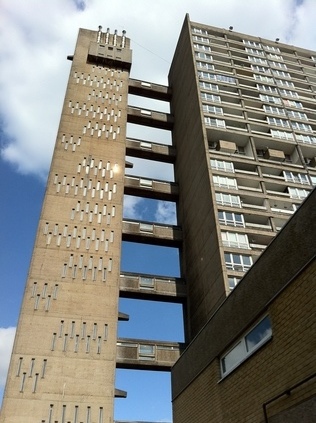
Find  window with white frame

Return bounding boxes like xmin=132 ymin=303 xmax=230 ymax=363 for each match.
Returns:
xmin=260 ymin=94 xmax=282 ymax=104
xmin=213 ymin=175 xmax=238 ymax=189
xmin=201 ymin=92 xmax=221 ymax=102
xmin=267 ymin=117 xmax=289 ymax=127
xmin=268 ymin=53 xmax=283 ymax=61
xmin=248 ymin=56 xmax=268 ymax=65
xmin=218 ymin=211 xmax=245 ymax=227
xmin=310 ymin=176 xmax=316 ymax=186
xmin=291 ymin=122 xmax=312 ymax=132
xmin=272 ymin=70 xmax=291 ymax=78
xmin=205 ymin=117 xmax=226 ymax=128
xmin=254 ymin=74 xmax=274 ymax=83
xmin=221 ymin=232 xmax=249 ymax=249
xmin=287 ymin=110 xmax=308 ymax=120
xmin=276 ymin=79 xmax=295 ymax=87
xmin=227 ymin=276 xmax=241 ymax=290
xmin=283 ymin=171 xmax=309 ymax=184
xmin=270 ymin=129 xmax=294 ymax=140
xmin=279 ymin=89 xmax=299 ymax=98
xmin=199 ymin=71 xmax=216 ymax=80
xmin=245 ymin=48 xmax=264 ymax=56
xmin=269 ymin=61 xmax=287 ymax=69
xmin=197 ymin=61 xmax=214 ymax=70
xmin=216 ymin=74 xmax=236 ymax=84
xmin=195 ymin=52 xmax=213 ymax=61
xmin=200 ymin=81 xmax=219 ymax=91
xmin=283 ymin=99 xmax=302 ymax=108
xmin=194 ymin=43 xmax=212 ymax=51
xmin=221 ymin=315 xmax=272 ymax=376
xmin=243 ymin=40 xmax=261 ymax=48
xmin=193 ymin=35 xmax=209 ymax=43
xmin=203 ymin=104 xmax=223 ymax=114
xmin=264 ymin=45 xmax=280 ymax=53
xmin=224 ymin=253 xmax=252 ymax=271
xmin=288 ymin=187 xmax=309 ymax=199
xmin=296 ymin=134 xmax=316 ymax=145
xmin=192 ymin=27 xmax=208 ymax=35
xmin=215 ymin=193 xmax=241 ymax=207
xmin=256 ymin=84 xmax=278 ymax=93
xmin=251 ymin=65 xmax=271 ymax=73
xmin=263 ymin=105 xmax=286 ymax=115
xmin=211 ymin=159 xmax=234 ymax=173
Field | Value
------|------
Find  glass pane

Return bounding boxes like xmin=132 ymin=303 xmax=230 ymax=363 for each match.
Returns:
xmin=222 ymin=341 xmax=244 ymax=374
xmin=245 ymin=316 xmax=272 ymax=352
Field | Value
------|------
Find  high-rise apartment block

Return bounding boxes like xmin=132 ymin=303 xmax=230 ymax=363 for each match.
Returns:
xmin=1 ymin=14 xmax=316 ymax=423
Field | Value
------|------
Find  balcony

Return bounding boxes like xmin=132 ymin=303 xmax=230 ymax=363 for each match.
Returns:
xmin=116 ymin=338 xmax=185 ymax=370
xmin=119 ymin=272 xmax=186 ymax=302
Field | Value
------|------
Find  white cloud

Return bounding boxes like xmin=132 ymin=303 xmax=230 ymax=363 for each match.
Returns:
xmin=123 ymin=195 xmax=144 ymax=219
xmin=0 ymin=0 xmax=315 ymax=179
xmin=0 ymin=327 xmax=15 ymax=388
xmin=155 ymin=201 xmax=177 ymax=225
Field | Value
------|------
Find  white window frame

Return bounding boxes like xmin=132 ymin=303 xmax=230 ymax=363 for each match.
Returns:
xmin=260 ymin=94 xmax=282 ymax=104
xmin=276 ymin=79 xmax=295 ymax=87
xmin=251 ymin=65 xmax=271 ymax=74
xmin=283 ymin=171 xmax=309 ymax=185
xmin=279 ymin=89 xmax=299 ymax=98
xmin=205 ymin=117 xmax=226 ymax=128
xmin=211 ymin=159 xmax=234 ymax=173
xmin=243 ymin=40 xmax=261 ymax=48
xmin=270 ymin=129 xmax=294 ymax=140
xmin=288 ymin=187 xmax=309 ymax=199
xmin=269 ymin=61 xmax=287 ymax=69
xmin=220 ymin=315 xmax=272 ymax=377
xmin=267 ymin=117 xmax=289 ymax=127
xmin=263 ymin=105 xmax=286 ymax=115
xmin=248 ymin=56 xmax=268 ymax=65
xmin=215 ymin=193 xmax=241 ymax=207
xmin=203 ymin=104 xmax=223 ymax=115
xmin=287 ymin=111 xmax=308 ymax=120
xmin=213 ymin=175 xmax=238 ymax=189
xmin=201 ymin=92 xmax=221 ymax=103
xmin=291 ymin=122 xmax=312 ymax=132
xmin=221 ymin=232 xmax=249 ymax=249
xmin=197 ymin=61 xmax=214 ymax=70
xmin=200 ymin=81 xmax=219 ymax=91
xmin=224 ymin=253 xmax=252 ymax=271
xmin=283 ymin=99 xmax=302 ymax=108
xmin=218 ymin=211 xmax=245 ymax=227
xmin=256 ymin=84 xmax=278 ymax=93
xmin=245 ymin=48 xmax=264 ymax=56
xmin=296 ymin=134 xmax=316 ymax=145
xmin=254 ymin=74 xmax=274 ymax=83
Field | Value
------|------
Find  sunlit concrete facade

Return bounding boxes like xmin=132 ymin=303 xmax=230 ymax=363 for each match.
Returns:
xmin=1 ymin=14 xmax=316 ymax=423
xmin=170 ymin=16 xmax=316 ymax=338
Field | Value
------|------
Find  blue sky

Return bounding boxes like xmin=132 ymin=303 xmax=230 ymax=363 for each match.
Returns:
xmin=1 ymin=0 xmax=316 ymax=421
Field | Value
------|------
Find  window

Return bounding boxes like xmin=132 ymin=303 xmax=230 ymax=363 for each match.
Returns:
xmin=227 ymin=276 xmax=241 ymax=290
xmin=269 ymin=61 xmax=287 ymax=69
xmin=310 ymin=176 xmax=316 ymax=186
xmin=245 ymin=48 xmax=264 ymax=56
xmin=276 ymin=79 xmax=295 ymax=87
xmin=199 ymin=81 xmax=219 ymax=91
xmin=193 ymin=35 xmax=209 ymax=43
xmin=279 ymin=89 xmax=299 ymax=98
xmin=201 ymin=92 xmax=221 ymax=103
xmin=267 ymin=117 xmax=289 ymax=127
xmin=264 ymin=45 xmax=280 ymax=53
xmin=243 ymin=40 xmax=261 ymax=48
xmin=199 ymin=72 xmax=236 ymax=84
xmin=224 ymin=253 xmax=252 ymax=271
xmin=197 ymin=61 xmax=214 ymax=70
xmin=221 ymin=316 xmax=272 ymax=376
xmin=218 ymin=211 xmax=245 ymax=227
xmin=215 ymin=193 xmax=241 ymax=207
xmin=260 ymin=94 xmax=282 ymax=104
xmin=283 ymin=99 xmax=302 ymax=108
xmin=194 ymin=43 xmax=211 ymax=51
xmin=283 ymin=171 xmax=309 ymax=184
xmin=270 ymin=129 xmax=294 ymax=140
xmin=251 ymin=65 xmax=271 ymax=73
xmin=268 ymin=53 xmax=283 ymax=61
xmin=256 ymin=84 xmax=278 ymax=93
xmin=288 ymin=187 xmax=309 ymax=199
xmin=204 ymin=117 xmax=226 ymax=128
xmin=263 ymin=105 xmax=286 ymax=115
xmin=192 ymin=27 xmax=208 ymax=35
xmin=254 ymin=74 xmax=274 ymax=83
xmin=211 ymin=159 xmax=234 ymax=173
xmin=203 ymin=104 xmax=223 ymax=114
xmin=195 ymin=52 xmax=213 ymax=61
xmin=272 ymin=70 xmax=291 ymax=78
xmin=139 ymin=344 xmax=155 ymax=360
xmin=248 ymin=56 xmax=268 ymax=65
xmin=213 ymin=175 xmax=238 ymax=189
xmin=291 ymin=122 xmax=312 ymax=132
xmin=221 ymin=232 xmax=249 ymax=249
xmin=296 ymin=134 xmax=316 ymax=145
xmin=287 ymin=111 xmax=307 ymax=120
